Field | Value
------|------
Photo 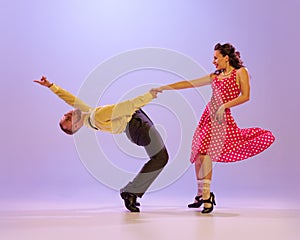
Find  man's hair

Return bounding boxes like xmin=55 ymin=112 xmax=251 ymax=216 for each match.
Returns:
xmin=59 ymin=122 xmax=75 ymax=135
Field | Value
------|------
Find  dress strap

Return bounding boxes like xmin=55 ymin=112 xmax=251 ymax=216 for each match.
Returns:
xmin=231 ymin=69 xmax=240 ymax=89
xmin=231 ymin=68 xmax=237 ymax=76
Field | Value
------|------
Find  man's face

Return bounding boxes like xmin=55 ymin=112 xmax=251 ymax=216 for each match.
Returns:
xmin=59 ymin=109 xmax=82 ymax=132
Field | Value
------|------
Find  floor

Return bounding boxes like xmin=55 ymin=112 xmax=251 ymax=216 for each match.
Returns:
xmin=1 ymin=197 xmax=299 ymax=240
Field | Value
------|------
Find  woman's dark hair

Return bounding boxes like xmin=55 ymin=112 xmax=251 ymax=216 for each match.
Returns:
xmin=214 ymin=43 xmax=244 ymax=69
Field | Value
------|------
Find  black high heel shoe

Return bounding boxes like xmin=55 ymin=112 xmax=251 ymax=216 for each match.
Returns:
xmin=188 ymin=195 xmax=203 ymax=208
xmin=202 ymin=192 xmax=216 ymax=214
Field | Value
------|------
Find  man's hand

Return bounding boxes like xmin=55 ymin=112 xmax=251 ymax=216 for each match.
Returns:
xmin=149 ymin=88 xmax=163 ymax=99
xmin=33 ymin=76 xmax=53 ymax=88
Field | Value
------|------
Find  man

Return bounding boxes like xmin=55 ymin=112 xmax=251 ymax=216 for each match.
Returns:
xmin=34 ymin=76 xmax=168 ymax=212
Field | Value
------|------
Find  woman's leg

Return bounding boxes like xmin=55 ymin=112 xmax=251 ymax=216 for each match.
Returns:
xmin=195 ymin=154 xmax=212 ymax=196
xmin=198 ymin=155 xmax=212 ymax=208
xmin=197 ymin=154 xmax=216 ymax=213
xmin=188 ymin=154 xmax=212 ymax=208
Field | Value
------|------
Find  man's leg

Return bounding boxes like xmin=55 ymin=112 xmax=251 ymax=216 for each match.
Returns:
xmin=120 ymin=109 xmax=169 ymax=212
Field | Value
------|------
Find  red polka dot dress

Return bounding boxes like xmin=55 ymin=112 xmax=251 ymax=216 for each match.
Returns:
xmin=190 ymin=69 xmax=275 ymax=163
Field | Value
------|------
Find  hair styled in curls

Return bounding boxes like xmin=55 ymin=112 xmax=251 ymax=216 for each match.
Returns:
xmin=214 ymin=43 xmax=244 ymax=69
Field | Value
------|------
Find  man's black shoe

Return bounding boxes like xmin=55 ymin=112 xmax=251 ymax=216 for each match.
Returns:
xmin=120 ymin=192 xmax=140 ymax=212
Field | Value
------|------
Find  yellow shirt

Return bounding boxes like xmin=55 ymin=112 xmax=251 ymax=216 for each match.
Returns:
xmin=50 ymin=84 xmax=154 ymax=134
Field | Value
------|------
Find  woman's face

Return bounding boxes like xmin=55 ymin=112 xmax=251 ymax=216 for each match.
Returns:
xmin=212 ymin=50 xmax=228 ymax=70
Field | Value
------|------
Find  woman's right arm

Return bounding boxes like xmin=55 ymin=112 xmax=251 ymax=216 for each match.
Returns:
xmin=156 ymin=73 xmax=213 ymax=91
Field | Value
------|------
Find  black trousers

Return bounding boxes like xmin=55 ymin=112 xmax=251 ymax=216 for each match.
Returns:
xmin=122 ymin=109 xmax=169 ymax=198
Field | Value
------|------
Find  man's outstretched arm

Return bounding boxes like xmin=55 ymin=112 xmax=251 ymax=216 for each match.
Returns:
xmin=110 ymin=89 xmax=160 ymax=121
xmin=34 ymin=76 xmax=92 ymax=112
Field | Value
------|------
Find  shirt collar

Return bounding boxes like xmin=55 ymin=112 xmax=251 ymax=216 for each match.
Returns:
xmin=87 ymin=115 xmax=98 ymax=130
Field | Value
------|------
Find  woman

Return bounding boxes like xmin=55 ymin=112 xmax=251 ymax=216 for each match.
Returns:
xmin=153 ymin=43 xmax=275 ymax=213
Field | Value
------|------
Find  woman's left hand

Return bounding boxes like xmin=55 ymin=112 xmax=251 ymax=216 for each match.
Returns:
xmin=215 ymin=105 xmax=225 ymax=123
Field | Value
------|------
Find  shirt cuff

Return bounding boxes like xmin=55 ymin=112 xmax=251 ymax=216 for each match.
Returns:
xmin=49 ymin=83 xmax=60 ymax=93
xmin=142 ymin=92 xmax=154 ymax=102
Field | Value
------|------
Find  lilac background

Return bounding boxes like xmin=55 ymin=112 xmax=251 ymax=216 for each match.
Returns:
xmin=0 ymin=0 xmax=299 ymax=209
